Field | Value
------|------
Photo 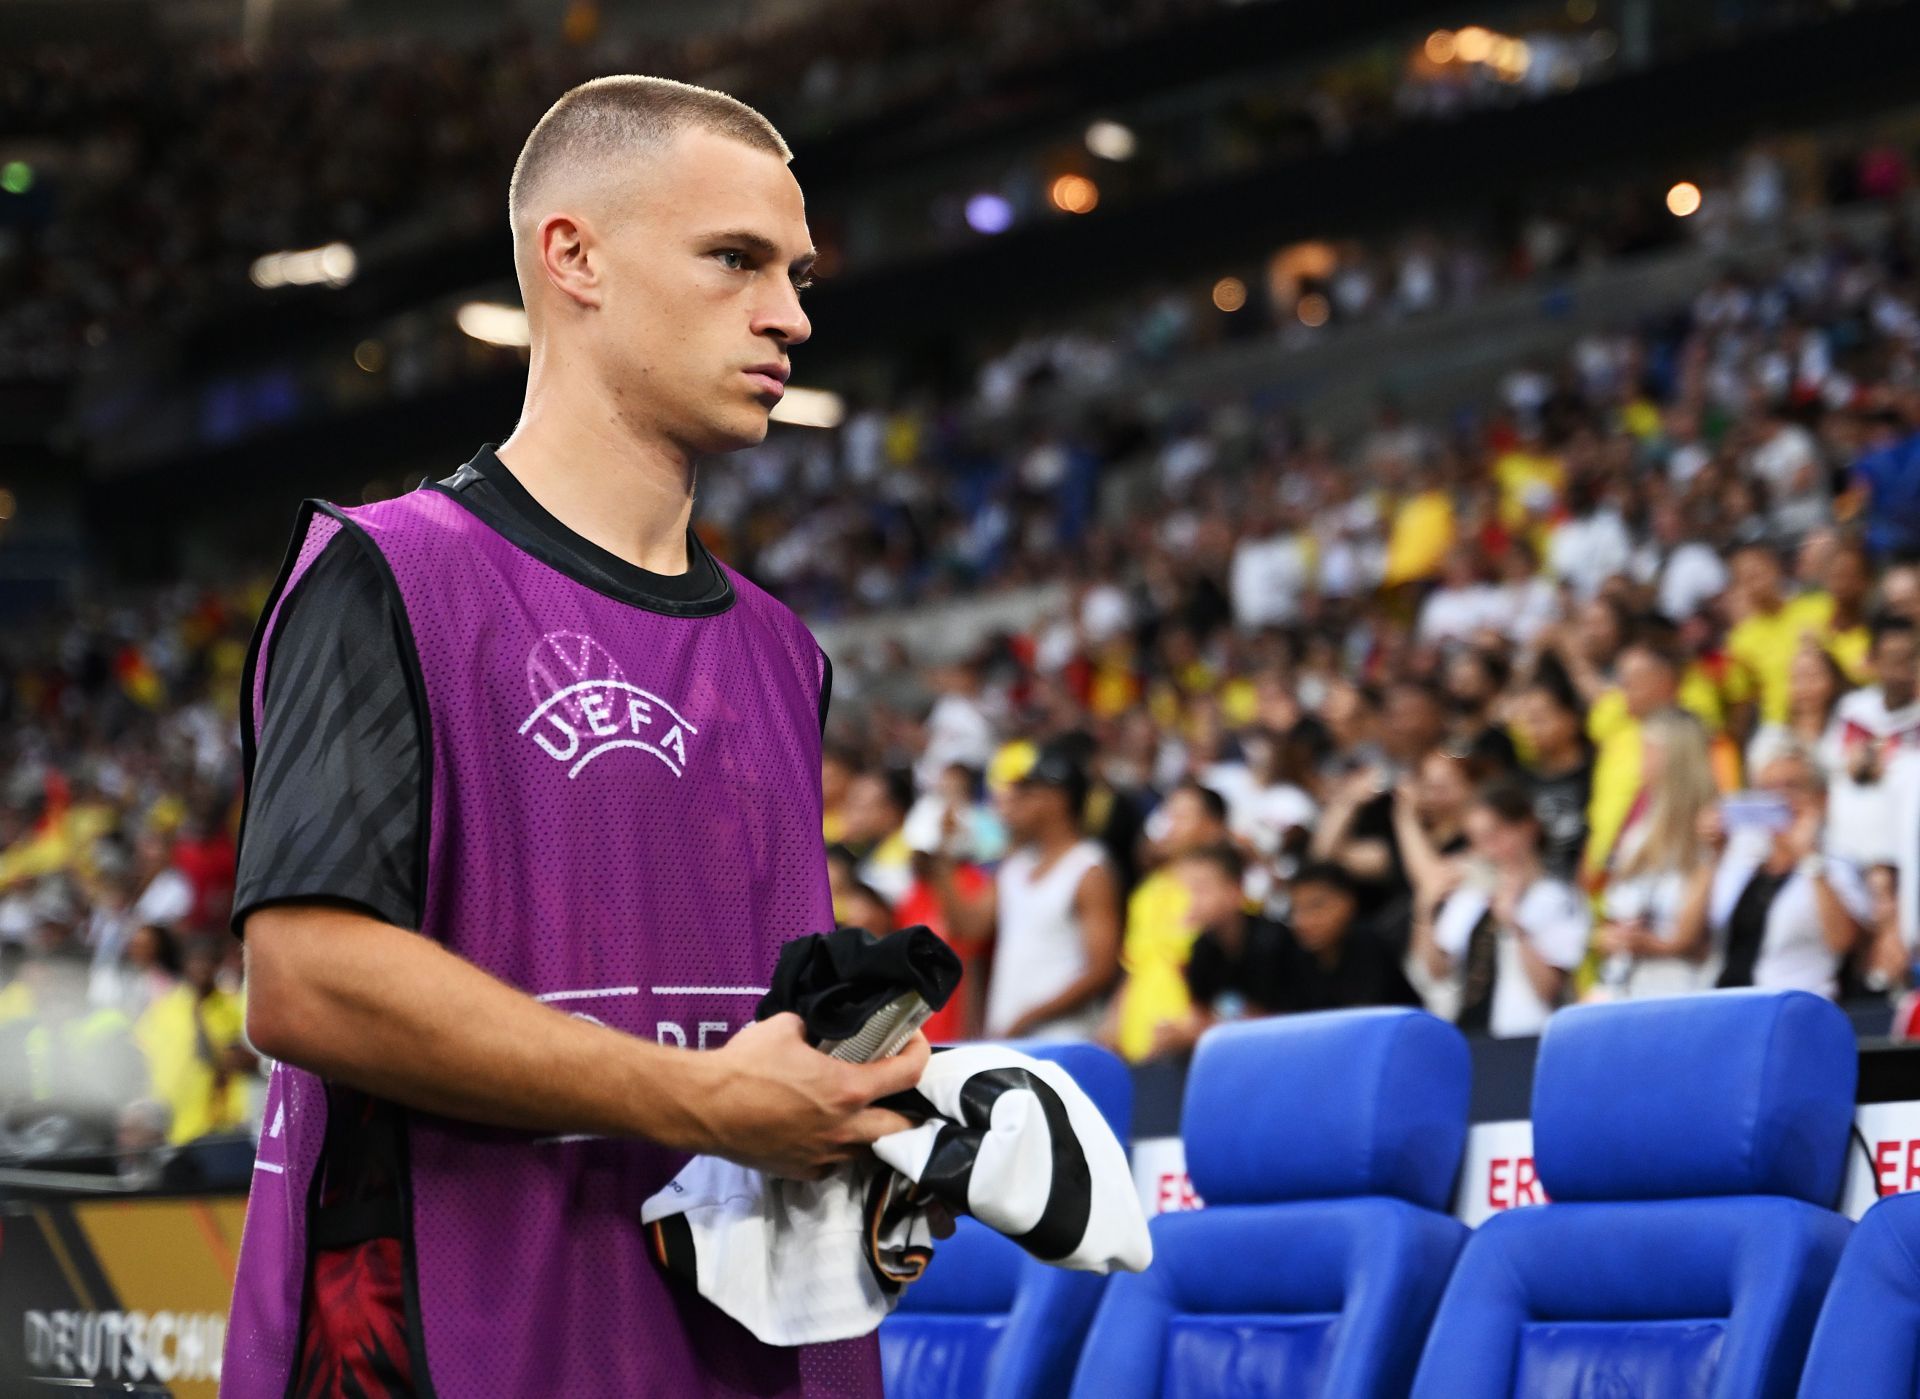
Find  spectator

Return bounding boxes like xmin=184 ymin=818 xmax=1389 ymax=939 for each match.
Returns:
xmin=820 ymin=743 xmax=860 ymax=846
xmin=1791 ymin=539 xmax=1876 ymax=681
xmin=1102 ymin=780 xmax=1230 ymax=1063
xmin=1595 ymin=710 xmax=1721 ymax=997
xmin=837 ymin=882 xmax=896 ymax=943
xmin=1583 ymin=637 xmax=1687 ymax=881
xmin=88 ymin=921 xmax=183 ymax=1021
xmin=1648 ymin=499 xmax=1730 ymax=623
xmin=914 ymin=660 xmax=996 ymax=793
xmin=134 ymin=935 xmax=256 ymax=1146
xmin=1846 ymin=416 xmax=1920 ymax=559
xmin=1442 ymin=647 xmax=1521 ymax=776
xmin=896 ymin=764 xmax=1000 ymax=1041
xmin=1421 ymin=779 xmax=1592 ymax=1037
xmin=1154 ymin=849 xmax=1419 ymax=1057
xmin=1681 ymin=747 xmax=1872 ymax=998
xmin=936 ymin=746 xmax=1121 ymax=1039
xmin=1827 ymin=615 xmax=1920 ymax=867
xmin=1727 ymin=543 xmax=1819 ymax=728
xmin=1311 ymin=678 xmax=1448 ymax=941
xmin=1516 ymin=668 xmax=1593 ymax=882
xmin=841 ymin=767 xmax=916 ymax=906
xmin=1232 ymin=722 xmax=1323 ymax=884
xmin=1747 ymin=642 xmax=1851 ymax=780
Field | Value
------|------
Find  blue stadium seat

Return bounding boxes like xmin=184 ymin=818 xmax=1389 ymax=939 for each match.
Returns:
xmin=1411 ymin=990 xmax=1856 ymax=1399
xmin=1797 ymin=1191 xmax=1920 ymax=1398
xmin=1070 ymin=1008 xmax=1472 ymax=1399
xmin=881 ymin=1041 xmax=1133 ymax=1399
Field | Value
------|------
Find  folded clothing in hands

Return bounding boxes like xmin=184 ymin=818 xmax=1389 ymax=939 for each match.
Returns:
xmin=641 ymin=927 xmax=1150 ymax=1347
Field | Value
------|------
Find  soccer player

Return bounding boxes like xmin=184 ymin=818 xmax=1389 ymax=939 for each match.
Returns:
xmin=221 ymin=77 xmax=926 ymax=1398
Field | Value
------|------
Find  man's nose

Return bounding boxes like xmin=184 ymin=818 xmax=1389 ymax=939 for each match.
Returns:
xmin=757 ymin=284 xmax=811 ymax=347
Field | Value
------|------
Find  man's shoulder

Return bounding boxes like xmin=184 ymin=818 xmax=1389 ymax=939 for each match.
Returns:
xmin=712 ymin=555 xmax=821 ymax=648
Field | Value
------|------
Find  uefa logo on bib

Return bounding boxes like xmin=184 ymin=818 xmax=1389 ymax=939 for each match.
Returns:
xmin=519 ymin=631 xmax=699 ymax=780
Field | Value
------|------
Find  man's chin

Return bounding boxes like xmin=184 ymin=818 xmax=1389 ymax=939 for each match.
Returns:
xmin=697 ymin=408 xmax=773 ymax=454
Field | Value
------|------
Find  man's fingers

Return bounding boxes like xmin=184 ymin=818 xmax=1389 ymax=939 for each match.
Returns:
xmin=850 ymin=1031 xmax=930 ymax=1100
xmin=846 ymin=1106 xmax=918 ymax=1144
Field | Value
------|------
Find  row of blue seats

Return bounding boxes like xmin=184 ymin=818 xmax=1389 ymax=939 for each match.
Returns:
xmin=881 ymin=991 xmax=1907 ymax=1398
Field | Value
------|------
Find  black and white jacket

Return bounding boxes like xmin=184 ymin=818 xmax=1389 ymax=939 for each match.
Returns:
xmin=641 ymin=1044 xmax=1152 ymax=1346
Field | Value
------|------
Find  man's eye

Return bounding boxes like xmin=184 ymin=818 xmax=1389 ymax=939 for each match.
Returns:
xmin=716 ymin=250 xmax=749 ymax=270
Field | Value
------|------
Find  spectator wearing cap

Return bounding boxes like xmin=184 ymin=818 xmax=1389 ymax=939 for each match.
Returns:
xmin=1149 ymin=848 xmax=1419 ymax=1059
xmin=934 ymin=745 xmax=1122 ymax=1040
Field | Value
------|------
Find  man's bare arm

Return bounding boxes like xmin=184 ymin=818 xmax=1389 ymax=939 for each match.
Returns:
xmin=243 ymin=903 xmax=928 ymax=1179
xmin=1002 ymin=861 xmax=1122 ymax=1036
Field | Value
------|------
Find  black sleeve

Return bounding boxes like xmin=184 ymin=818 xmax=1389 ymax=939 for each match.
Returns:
xmin=231 ymin=531 xmax=426 ymax=934
xmin=818 ymin=649 xmax=833 ymax=738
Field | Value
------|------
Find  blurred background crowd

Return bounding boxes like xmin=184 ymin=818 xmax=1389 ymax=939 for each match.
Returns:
xmin=5 ymin=0 xmax=1920 ymax=1171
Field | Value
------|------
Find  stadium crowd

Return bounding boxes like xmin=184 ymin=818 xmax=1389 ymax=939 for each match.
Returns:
xmin=0 ymin=1 xmax=1656 ymax=382
xmin=7 ymin=114 xmax=1920 ymax=1169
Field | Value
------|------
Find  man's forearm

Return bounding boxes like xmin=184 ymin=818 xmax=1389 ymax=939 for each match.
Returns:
xmin=244 ymin=905 xmax=715 ymax=1150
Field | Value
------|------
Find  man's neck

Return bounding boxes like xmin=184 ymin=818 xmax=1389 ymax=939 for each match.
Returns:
xmin=497 ymin=387 xmax=699 ymax=576
xmin=1032 ymin=824 xmax=1081 ymax=862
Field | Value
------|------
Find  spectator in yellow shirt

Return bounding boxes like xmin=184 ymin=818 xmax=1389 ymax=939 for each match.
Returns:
xmin=1383 ymin=474 xmax=1456 ymax=587
xmin=1728 ymin=544 xmax=1829 ymax=727
xmin=1101 ymin=781 xmax=1232 ymax=1062
xmin=135 ymin=937 xmax=255 ymax=1145
xmin=1783 ymin=538 xmax=1875 ymax=681
xmin=1584 ymin=640 xmax=1700 ymax=880
xmin=1493 ymin=426 xmax=1565 ymax=533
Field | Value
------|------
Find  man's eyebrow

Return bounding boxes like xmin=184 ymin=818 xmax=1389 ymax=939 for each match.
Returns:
xmin=700 ymin=229 xmax=818 ymax=271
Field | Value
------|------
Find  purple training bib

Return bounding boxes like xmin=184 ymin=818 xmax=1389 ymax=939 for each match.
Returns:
xmin=222 ymin=484 xmax=878 ymax=1398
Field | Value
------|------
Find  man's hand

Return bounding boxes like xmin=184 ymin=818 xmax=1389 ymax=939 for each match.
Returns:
xmin=690 ymin=1014 xmax=931 ymax=1180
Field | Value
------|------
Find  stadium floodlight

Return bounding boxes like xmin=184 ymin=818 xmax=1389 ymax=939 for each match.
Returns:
xmin=769 ymin=386 xmax=845 ymax=429
xmin=456 ymin=301 xmax=531 ymax=347
xmin=964 ymin=193 xmax=1015 ymax=235
xmin=1085 ymin=120 xmax=1137 ymax=161
xmin=250 ymin=241 xmax=357 ymax=289
xmin=1667 ymin=181 xmax=1703 ymax=217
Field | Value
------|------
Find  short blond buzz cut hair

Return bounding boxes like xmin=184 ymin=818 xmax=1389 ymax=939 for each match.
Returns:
xmin=507 ymin=74 xmax=792 ymax=238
